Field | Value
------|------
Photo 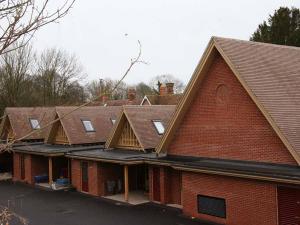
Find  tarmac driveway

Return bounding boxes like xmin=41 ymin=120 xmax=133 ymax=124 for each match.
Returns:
xmin=0 ymin=181 xmax=216 ymax=225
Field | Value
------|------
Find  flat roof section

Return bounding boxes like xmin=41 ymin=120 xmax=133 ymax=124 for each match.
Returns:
xmin=13 ymin=143 xmax=104 ymax=156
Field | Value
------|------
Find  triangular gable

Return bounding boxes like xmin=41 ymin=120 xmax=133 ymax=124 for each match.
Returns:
xmin=0 ymin=115 xmax=15 ymax=140
xmin=46 ymin=114 xmax=70 ymax=145
xmin=156 ymin=37 xmax=300 ymax=165
xmin=140 ymin=96 xmax=151 ymax=105
xmin=106 ymin=112 xmax=143 ymax=151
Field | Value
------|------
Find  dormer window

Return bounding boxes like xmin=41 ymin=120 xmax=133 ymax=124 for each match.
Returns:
xmin=153 ymin=120 xmax=165 ymax=135
xmin=111 ymin=118 xmax=116 ymax=124
xmin=82 ymin=120 xmax=95 ymax=132
xmin=30 ymin=119 xmax=41 ymax=130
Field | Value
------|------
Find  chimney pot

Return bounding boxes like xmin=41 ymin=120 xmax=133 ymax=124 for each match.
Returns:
xmin=166 ymin=82 xmax=174 ymax=95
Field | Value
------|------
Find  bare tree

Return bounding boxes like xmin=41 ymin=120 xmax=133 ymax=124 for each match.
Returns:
xmin=0 ymin=0 xmax=75 ymax=55
xmin=0 ymin=43 xmax=34 ymax=110
xmin=1 ymin=40 xmax=147 ymax=151
xmin=86 ymin=78 xmax=128 ymax=101
xmin=34 ymin=48 xmax=85 ymax=106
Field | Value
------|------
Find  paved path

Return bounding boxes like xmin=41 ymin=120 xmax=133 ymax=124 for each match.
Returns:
xmin=0 ymin=181 xmax=215 ymax=225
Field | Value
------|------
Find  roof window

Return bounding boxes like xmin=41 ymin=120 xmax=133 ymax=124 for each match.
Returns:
xmin=153 ymin=120 xmax=165 ymax=135
xmin=30 ymin=119 xmax=41 ymax=130
xmin=82 ymin=120 xmax=95 ymax=132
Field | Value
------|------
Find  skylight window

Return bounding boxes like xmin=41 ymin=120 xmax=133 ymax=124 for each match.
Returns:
xmin=30 ymin=119 xmax=40 ymax=130
xmin=111 ymin=118 xmax=116 ymax=124
xmin=153 ymin=120 xmax=165 ymax=135
xmin=82 ymin=120 xmax=95 ymax=132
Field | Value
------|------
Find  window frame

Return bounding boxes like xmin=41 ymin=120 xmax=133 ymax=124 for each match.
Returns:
xmin=81 ymin=119 xmax=95 ymax=132
xmin=152 ymin=120 xmax=165 ymax=135
xmin=29 ymin=118 xmax=41 ymax=130
xmin=197 ymin=195 xmax=226 ymax=218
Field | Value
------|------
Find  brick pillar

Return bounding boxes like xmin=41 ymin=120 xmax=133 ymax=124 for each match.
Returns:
xmin=159 ymin=167 xmax=169 ymax=204
xmin=148 ymin=166 xmax=154 ymax=201
xmin=88 ymin=161 xmax=99 ymax=196
xmin=24 ymin=154 xmax=32 ymax=184
xmin=71 ymin=159 xmax=81 ymax=191
xmin=13 ymin=153 xmax=21 ymax=181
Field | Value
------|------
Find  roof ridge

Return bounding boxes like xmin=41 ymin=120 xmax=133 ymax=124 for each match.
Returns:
xmin=213 ymin=36 xmax=300 ymax=51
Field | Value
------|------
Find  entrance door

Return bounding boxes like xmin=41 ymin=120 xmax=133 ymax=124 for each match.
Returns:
xmin=81 ymin=162 xmax=89 ymax=192
xmin=20 ymin=154 xmax=25 ymax=180
xmin=278 ymin=186 xmax=300 ymax=225
xmin=152 ymin=167 xmax=160 ymax=202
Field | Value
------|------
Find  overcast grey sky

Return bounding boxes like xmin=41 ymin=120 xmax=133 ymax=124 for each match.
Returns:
xmin=33 ymin=0 xmax=300 ymax=85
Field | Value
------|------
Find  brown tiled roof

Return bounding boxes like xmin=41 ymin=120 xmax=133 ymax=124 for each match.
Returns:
xmin=142 ymin=94 xmax=182 ymax=105
xmin=0 ymin=107 xmax=55 ymax=140
xmin=107 ymin=105 xmax=176 ymax=150
xmin=213 ymin=37 xmax=300 ymax=161
xmin=52 ymin=106 xmax=122 ymax=145
xmin=157 ymin=37 xmax=300 ymax=164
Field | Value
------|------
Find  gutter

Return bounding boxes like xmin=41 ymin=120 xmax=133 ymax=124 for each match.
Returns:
xmin=65 ymin=154 xmax=300 ymax=185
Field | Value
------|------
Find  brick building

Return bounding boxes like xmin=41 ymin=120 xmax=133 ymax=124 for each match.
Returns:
xmin=12 ymin=106 xmax=121 ymax=187
xmin=66 ymin=105 xmax=175 ymax=202
xmin=0 ymin=107 xmax=54 ymax=179
xmin=152 ymin=37 xmax=300 ymax=225
xmin=0 ymin=37 xmax=299 ymax=225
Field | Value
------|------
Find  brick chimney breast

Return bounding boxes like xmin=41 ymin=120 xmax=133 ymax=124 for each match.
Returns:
xmin=159 ymin=84 xmax=167 ymax=96
xmin=128 ymin=88 xmax=136 ymax=101
xmin=166 ymin=82 xmax=174 ymax=95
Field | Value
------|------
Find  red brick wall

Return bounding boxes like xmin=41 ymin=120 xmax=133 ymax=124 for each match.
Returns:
xmin=159 ymin=167 xmax=168 ymax=204
xmin=168 ymin=53 xmax=296 ymax=165
xmin=182 ymin=172 xmax=278 ymax=225
xmin=167 ymin=169 xmax=181 ymax=205
xmin=13 ymin=153 xmax=21 ymax=181
xmin=13 ymin=153 xmax=49 ymax=184
xmin=149 ymin=166 xmax=182 ymax=205
xmin=24 ymin=154 xmax=32 ymax=184
xmin=71 ymin=159 xmax=123 ymax=196
xmin=148 ymin=166 xmax=154 ymax=201
xmin=71 ymin=159 xmax=81 ymax=191
xmin=88 ymin=161 xmax=99 ymax=196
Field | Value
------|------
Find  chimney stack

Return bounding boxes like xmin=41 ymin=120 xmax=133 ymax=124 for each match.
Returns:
xmin=166 ymin=82 xmax=174 ymax=95
xmin=159 ymin=84 xmax=167 ymax=96
xmin=128 ymin=88 xmax=136 ymax=101
xmin=100 ymin=95 xmax=109 ymax=104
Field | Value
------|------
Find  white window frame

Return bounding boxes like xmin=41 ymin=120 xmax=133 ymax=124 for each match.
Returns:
xmin=29 ymin=119 xmax=41 ymax=130
xmin=152 ymin=120 xmax=165 ymax=135
xmin=81 ymin=120 xmax=95 ymax=132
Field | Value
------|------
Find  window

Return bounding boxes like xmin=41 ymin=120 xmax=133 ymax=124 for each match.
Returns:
xmin=29 ymin=119 xmax=40 ymax=129
xmin=82 ymin=120 xmax=95 ymax=132
xmin=111 ymin=118 xmax=116 ymax=124
xmin=198 ymin=195 xmax=226 ymax=218
xmin=153 ymin=120 xmax=165 ymax=135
